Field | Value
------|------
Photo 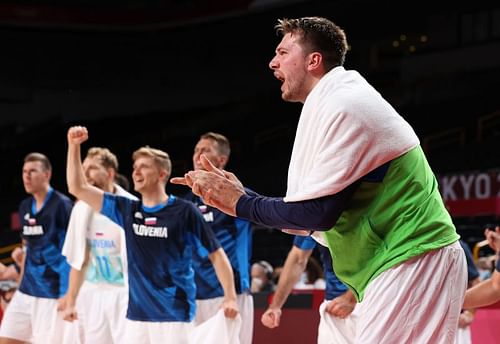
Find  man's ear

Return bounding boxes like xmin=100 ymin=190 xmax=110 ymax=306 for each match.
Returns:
xmin=307 ymin=52 xmax=323 ymax=71
xmin=107 ymin=168 xmax=116 ymax=182
xmin=219 ymin=155 xmax=229 ymax=169
xmin=44 ymin=169 xmax=52 ymax=182
xmin=159 ymin=168 xmax=170 ymax=183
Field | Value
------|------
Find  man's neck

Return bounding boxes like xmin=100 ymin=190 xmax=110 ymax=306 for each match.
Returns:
xmin=103 ymin=182 xmax=115 ymax=194
xmin=141 ymin=189 xmax=168 ymax=208
xmin=32 ymin=185 xmax=50 ymax=209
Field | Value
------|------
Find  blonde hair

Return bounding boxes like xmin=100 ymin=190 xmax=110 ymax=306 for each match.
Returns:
xmin=86 ymin=147 xmax=118 ymax=171
xmin=132 ymin=146 xmax=171 ymax=174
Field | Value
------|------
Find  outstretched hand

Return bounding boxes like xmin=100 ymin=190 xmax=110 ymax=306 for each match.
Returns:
xmin=67 ymin=126 xmax=89 ymax=145
xmin=171 ymin=155 xmax=245 ymax=217
xmin=485 ymin=226 xmax=500 ymax=254
xmin=171 ymin=154 xmax=227 ymax=186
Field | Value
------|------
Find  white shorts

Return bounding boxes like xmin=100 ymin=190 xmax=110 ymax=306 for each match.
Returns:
xmin=189 ymin=309 xmax=241 ymax=344
xmin=0 ymin=290 xmax=77 ymax=344
xmin=77 ymin=282 xmax=128 ymax=344
xmin=454 ymin=326 xmax=471 ymax=344
xmin=195 ymin=293 xmax=253 ymax=344
xmin=123 ymin=319 xmax=194 ymax=344
xmin=355 ymin=241 xmax=467 ymax=343
xmin=317 ymin=299 xmax=359 ymax=344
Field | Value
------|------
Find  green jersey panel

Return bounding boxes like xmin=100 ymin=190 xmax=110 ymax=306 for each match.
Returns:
xmin=325 ymin=146 xmax=459 ymax=301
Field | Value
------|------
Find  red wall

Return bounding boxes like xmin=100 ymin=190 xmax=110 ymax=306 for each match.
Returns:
xmin=253 ymin=291 xmax=500 ymax=344
xmin=471 ymin=302 xmax=500 ymax=343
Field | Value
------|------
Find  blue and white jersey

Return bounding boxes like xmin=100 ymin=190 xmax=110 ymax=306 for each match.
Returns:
xmin=184 ymin=191 xmax=252 ymax=299
xmin=19 ymin=187 xmax=73 ymax=298
xmin=101 ymin=193 xmax=220 ymax=322
xmin=293 ymin=236 xmax=348 ymax=301
xmin=63 ymin=184 xmax=138 ymax=287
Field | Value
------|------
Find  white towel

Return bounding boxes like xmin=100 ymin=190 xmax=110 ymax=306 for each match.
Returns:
xmin=285 ymin=66 xmax=419 ymax=203
xmin=189 ymin=309 xmax=241 ymax=344
xmin=284 ymin=67 xmax=419 ymax=246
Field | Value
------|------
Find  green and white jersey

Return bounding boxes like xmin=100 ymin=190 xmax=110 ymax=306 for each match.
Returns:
xmin=325 ymin=146 xmax=459 ymax=301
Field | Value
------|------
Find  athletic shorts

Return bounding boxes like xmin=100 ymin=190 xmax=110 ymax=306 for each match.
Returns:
xmin=77 ymin=282 xmax=128 ymax=344
xmin=195 ymin=292 xmax=254 ymax=344
xmin=0 ymin=290 xmax=76 ymax=344
xmin=355 ymin=241 xmax=467 ymax=343
xmin=123 ymin=318 xmax=194 ymax=344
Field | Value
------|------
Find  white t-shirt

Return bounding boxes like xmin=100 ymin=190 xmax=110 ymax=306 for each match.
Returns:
xmin=62 ymin=185 xmax=138 ymax=287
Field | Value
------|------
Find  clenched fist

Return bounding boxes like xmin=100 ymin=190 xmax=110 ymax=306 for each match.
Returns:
xmin=67 ymin=126 xmax=89 ymax=145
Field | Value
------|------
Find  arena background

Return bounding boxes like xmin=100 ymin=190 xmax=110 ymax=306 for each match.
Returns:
xmin=0 ymin=0 xmax=499 ymax=266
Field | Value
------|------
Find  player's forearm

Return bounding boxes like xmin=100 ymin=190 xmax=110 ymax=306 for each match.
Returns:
xmin=270 ymin=249 xmax=310 ymax=309
xmin=464 ymin=271 xmax=500 ymax=309
xmin=66 ymin=267 xmax=86 ymax=303
xmin=67 ymin=142 xmax=86 ymax=197
xmin=66 ymin=143 xmax=104 ymax=212
xmin=236 ymin=182 xmax=359 ymax=231
xmin=16 ymin=245 xmax=26 ymax=284
xmin=209 ymin=248 xmax=237 ymax=300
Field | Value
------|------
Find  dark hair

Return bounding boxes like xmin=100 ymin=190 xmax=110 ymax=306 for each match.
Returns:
xmin=24 ymin=152 xmax=52 ymax=171
xmin=200 ymin=132 xmax=231 ymax=157
xmin=115 ymin=173 xmax=130 ymax=191
xmin=275 ymin=17 xmax=348 ymax=71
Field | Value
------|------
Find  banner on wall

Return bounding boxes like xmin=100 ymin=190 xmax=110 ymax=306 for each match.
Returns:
xmin=438 ymin=169 xmax=500 ymax=217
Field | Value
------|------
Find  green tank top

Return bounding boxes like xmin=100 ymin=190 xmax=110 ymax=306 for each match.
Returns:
xmin=325 ymin=146 xmax=459 ymax=301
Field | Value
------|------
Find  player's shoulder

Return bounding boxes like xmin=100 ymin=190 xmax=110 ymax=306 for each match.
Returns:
xmin=52 ymin=189 xmax=73 ymax=204
xmin=169 ymin=195 xmax=200 ymax=214
xmin=178 ymin=190 xmax=196 ymax=202
xmin=114 ymin=184 xmax=139 ymax=201
xmin=72 ymin=199 xmax=92 ymax=212
xmin=19 ymin=196 xmax=32 ymax=209
xmin=170 ymin=195 xmax=192 ymax=207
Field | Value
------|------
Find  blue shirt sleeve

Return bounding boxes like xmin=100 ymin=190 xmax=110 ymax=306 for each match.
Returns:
xmin=293 ymin=235 xmax=317 ymax=250
xmin=101 ymin=192 xmax=128 ymax=228
xmin=236 ymin=181 xmax=360 ymax=231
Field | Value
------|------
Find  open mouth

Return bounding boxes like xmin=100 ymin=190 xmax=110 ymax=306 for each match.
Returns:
xmin=274 ymin=72 xmax=285 ymax=82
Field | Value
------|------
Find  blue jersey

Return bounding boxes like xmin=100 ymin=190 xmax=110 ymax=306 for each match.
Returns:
xmin=293 ymin=236 xmax=348 ymax=300
xmin=184 ymin=191 xmax=252 ymax=299
xmin=19 ymin=188 xmax=72 ymax=298
xmin=101 ymin=194 xmax=220 ymax=322
xmin=459 ymin=240 xmax=479 ymax=282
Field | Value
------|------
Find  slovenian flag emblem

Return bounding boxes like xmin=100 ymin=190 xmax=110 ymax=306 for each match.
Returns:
xmin=145 ymin=217 xmax=157 ymax=225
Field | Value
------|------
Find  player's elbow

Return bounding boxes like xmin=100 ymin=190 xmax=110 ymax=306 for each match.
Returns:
xmin=67 ymin=180 xmax=86 ymax=199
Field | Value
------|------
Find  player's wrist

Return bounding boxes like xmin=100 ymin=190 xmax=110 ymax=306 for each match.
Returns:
xmin=268 ymin=305 xmax=282 ymax=312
